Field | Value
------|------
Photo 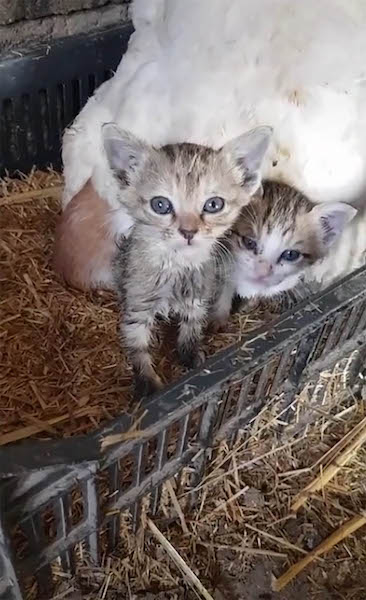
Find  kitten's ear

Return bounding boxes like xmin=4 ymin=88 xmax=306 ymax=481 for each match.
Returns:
xmin=309 ymin=202 xmax=357 ymax=247
xmin=102 ymin=123 xmax=149 ymax=182
xmin=223 ymin=126 xmax=273 ymax=195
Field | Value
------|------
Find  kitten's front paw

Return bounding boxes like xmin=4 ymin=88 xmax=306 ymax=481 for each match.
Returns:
xmin=231 ymin=295 xmax=245 ymax=314
xmin=241 ymin=297 xmax=261 ymax=314
xmin=133 ymin=372 xmax=163 ymax=400
xmin=179 ymin=347 xmax=205 ymax=370
xmin=211 ymin=317 xmax=229 ymax=334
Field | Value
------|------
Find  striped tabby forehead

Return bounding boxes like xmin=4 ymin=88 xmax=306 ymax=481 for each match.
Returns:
xmin=142 ymin=142 xmax=243 ymax=209
xmin=237 ymin=181 xmax=313 ymax=240
xmin=161 ymin=142 xmax=215 ymax=173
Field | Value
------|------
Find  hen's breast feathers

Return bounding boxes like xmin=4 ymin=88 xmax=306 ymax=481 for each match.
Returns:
xmin=63 ymin=0 xmax=366 ymax=212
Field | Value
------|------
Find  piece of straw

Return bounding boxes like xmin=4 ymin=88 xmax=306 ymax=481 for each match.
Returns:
xmin=23 ymin=413 xmax=59 ymax=435
xmin=244 ymin=523 xmax=308 ymax=555
xmin=201 ymin=485 xmax=249 ymax=522
xmin=199 ymin=542 xmax=286 ymax=558
xmin=147 ymin=518 xmax=215 ymax=600
xmin=292 ymin=416 xmax=366 ymax=512
xmin=272 ymin=514 xmax=366 ymax=592
xmin=0 ymin=406 xmax=99 ymax=445
xmin=100 ymin=410 xmax=147 ymax=450
xmin=0 ymin=185 xmax=62 ymax=205
xmin=165 ymin=479 xmax=189 ymax=534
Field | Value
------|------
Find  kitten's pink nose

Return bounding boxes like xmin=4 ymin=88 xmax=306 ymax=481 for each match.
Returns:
xmin=256 ymin=261 xmax=272 ymax=279
xmin=179 ymin=228 xmax=198 ymax=245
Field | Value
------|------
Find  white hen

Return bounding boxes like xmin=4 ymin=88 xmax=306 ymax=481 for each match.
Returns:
xmin=58 ymin=0 xmax=366 ymax=289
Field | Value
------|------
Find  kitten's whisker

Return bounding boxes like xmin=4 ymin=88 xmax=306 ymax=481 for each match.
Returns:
xmin=212 ymin=242 xmax=233 ymax=276
xmin=214 ymin=239 xmax=234 ymax=260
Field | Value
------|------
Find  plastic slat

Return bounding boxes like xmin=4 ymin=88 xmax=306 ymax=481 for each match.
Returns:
xmin=0 ymin=511 xmax=23 ymax=600
xmin=353 ymin=300 xmax=366 ymax=336
xmin=107 ymin=463 xmax=121 ymax=550
xmin=21 ymin=514 xmax=54 ymax=597
xmin=54 ymin=496 xmax=75 ymax=574
xmin=321 ymin=312 xmax=348 ymax=357
xmin=82 ymin=478 xmax=100 ymax=564
xmin=150 ymin=429 xmax=168 ymax=515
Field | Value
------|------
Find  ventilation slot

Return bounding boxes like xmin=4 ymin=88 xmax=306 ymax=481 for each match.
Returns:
xmin=88 ymin=73 xmax=96 ymax=95
xmin=2 ymin=98 xmax=19 ymax=162
xmin=104 ymin=69 xmax=115 ymax=81
xmin=21 ymin=93 xmax=37 ymax=159
xmin=56 ymin=84 xmax=66 ymax=132
xmin=72 ymin=79 xmax=82 ymax=115
xmin=38 ymin=89 xmax=50 ymax=152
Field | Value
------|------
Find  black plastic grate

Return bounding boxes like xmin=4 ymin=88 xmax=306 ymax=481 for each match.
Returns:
xmin=0 ymin=24 xmax=134 ymax=175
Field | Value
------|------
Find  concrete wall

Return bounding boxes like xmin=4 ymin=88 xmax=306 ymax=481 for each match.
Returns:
xmin=0 ymin=0 xmax=131 ymax=54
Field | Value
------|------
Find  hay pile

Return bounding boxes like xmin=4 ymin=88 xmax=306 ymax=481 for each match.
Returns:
xmin=4 ymin=171 xmax=366 ymax=599
xmin=50 ymin=356 xmax=366 ymax=599
xmin=0 ymin=170 xmax=267 ymax=443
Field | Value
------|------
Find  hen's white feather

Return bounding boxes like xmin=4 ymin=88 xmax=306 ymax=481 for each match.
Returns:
xmin=63 ymin=0 xmax=366 ymax=227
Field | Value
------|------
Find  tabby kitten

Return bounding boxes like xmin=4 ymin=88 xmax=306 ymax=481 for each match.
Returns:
xmin=230 ymin=181 xmax=358 ymax=301
xmin=103 ymin=123 xmax=272 ymax=396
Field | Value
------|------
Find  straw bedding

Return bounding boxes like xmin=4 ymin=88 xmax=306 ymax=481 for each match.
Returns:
xmin=3 ymin=171 xmax=366 ymax=599
xmin=0 ymin=170 xmax=268 ymax=444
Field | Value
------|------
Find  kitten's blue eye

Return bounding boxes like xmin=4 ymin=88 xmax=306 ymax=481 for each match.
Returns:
xmin=242 ymin=236 xmax=257 ymax=252
xmin=150 ymin=196 xmax=173 ymax=215
xmin=280 ymin=249 xmax=301 ymax=262
xmin=203 ymin=196 xmax=225 ymax=213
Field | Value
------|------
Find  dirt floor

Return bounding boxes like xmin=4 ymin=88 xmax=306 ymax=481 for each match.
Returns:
xmin=59 ymin=560 xmax=335 ymax=600
xmin=213 ymin=560 xmax=334 ymax=600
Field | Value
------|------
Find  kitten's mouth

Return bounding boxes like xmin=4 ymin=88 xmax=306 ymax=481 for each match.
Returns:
xmin=251 ymin=276 xmax=271 ymax=286
xmin=173 ymin=238 xmax=205 ymax=250
xmin=171 ymin=237 xmax=213 ymax=259
xmin=247 ymin=274 xmax=280 ymax=287
xmin=174 ymin=240 xmax=196 ymax=250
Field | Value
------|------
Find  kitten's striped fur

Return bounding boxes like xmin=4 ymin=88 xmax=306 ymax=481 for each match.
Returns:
xmin=231 ymin=181 xmax=358 ymax=300
xmin=105 ymin=124 xmax=271 ymax=396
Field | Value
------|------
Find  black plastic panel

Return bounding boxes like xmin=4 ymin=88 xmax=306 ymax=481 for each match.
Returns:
xmin=0 ymin=24 xmax=134 ymax=175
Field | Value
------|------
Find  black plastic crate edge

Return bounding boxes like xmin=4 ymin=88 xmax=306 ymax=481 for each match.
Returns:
xmin=0 ymin=24 xmax=134 ymax=175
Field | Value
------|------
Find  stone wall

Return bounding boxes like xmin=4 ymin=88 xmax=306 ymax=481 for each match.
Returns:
xmin=0 ymin=0 xmax=131 ymax=54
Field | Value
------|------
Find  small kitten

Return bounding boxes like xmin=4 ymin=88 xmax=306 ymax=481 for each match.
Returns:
xmin=103 ymin=123 xmax=272 ymax=396
xmin=230 ymin=181 xmax=358 ymax=301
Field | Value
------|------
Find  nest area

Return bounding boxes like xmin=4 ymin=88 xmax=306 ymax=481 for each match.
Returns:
xmin=2 ymin=170 xmax=366 ymax=599
xmin=0 ymin=169 xmax=269 ymax=444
